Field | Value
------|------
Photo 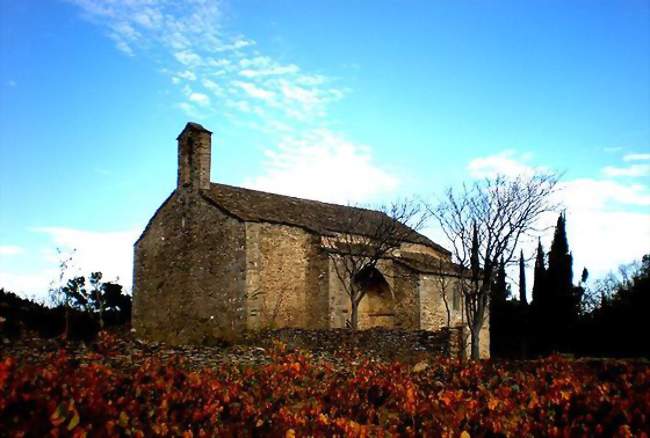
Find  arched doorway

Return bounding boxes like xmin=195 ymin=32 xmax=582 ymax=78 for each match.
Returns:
xmin=354 ymin=267 xmax=395 ymax=329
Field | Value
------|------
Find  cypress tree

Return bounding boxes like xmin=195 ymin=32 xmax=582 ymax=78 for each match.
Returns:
xmin=532 ymin=238 xmax=546 ymax=305
xmin=547 ymin=212 xmax=573 ymax=292
xmin=490 ymin=257 xmax=509 ymax=357
xmin=546 ymin=212 xmax=579 ymax=350
xmin=530 ymin=237 xmax=548 ymax=354
xmin=492 ymin=257 xmax=508 ymax=305
xmin=519 ymin=250 xmax=527 ymax=305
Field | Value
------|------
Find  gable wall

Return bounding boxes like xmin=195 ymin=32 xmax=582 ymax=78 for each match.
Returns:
xmin=133 ymin=191 xmax=246 ymax=345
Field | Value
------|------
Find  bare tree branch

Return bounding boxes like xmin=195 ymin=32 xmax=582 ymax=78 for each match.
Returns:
xmin=323 ymin=198 xmax=428 ymax=329
xmin=427 ymin=172 xmax=559 ymax=359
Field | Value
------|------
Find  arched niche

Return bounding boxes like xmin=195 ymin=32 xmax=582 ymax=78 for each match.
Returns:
xmin=354 ymin=266 xmax=395 ymax=329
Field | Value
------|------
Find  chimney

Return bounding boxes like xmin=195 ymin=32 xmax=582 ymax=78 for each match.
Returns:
xmin=177 ymin=122 xmax=212 ymax=191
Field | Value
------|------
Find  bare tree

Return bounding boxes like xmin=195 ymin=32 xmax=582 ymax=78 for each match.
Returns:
xmin=49 ymin=248 xmax=77 ymax=338
xmin=323 ymin=199 xmax=428 ymax=329
xmin=433 ymin=258 xmax=462 ymax=328
xmin=428 ymin=173 xmax=558 ymax=359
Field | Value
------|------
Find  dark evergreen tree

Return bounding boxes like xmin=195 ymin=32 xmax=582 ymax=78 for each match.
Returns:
xmin=545 ymin=212 xmax=582 ymax=351
xmin=531 ymin=238 xmax=546 ymax=305
xmin=517 ymin=250 xmax=530 ymax=358
xmin=547 ymin=213 xmax=573 ymax=293
xmin=519 ymin=250 xmax=527 ymax=305
xmin=490 ymin=257 xmax=513 ymax=357
xmin=492 ymin=257 xmax=508 ymax=305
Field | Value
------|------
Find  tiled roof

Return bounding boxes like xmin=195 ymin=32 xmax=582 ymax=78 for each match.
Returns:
xmin=201 ymin=183 xmax=450 ymax=254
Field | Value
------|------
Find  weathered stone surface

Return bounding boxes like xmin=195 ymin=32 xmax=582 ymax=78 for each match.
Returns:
xmin=133 ymin=190 xmax=247 ymax=345
xmin=132 ymin=122 xmax=490 ymax=358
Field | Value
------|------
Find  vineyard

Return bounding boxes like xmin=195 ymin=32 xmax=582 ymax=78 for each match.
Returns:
xmin=1 ymin=332 xmax=649 ymax=437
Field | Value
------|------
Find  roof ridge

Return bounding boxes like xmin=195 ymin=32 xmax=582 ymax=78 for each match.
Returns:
xmin=209 ymin=182 xmax=384 ymax=215
xmin=204 ymin=182 xmax=450 ymax=255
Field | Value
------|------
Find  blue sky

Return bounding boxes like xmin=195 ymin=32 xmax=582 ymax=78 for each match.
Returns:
xmin=1 ymin=0 xmax=648 ymax=300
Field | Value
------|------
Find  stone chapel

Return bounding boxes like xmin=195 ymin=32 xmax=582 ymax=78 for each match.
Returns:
xmin=132 ymin=122 xmax=489 ymax=357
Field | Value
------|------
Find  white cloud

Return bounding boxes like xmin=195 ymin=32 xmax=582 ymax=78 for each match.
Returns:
xmin=233 ymin=81 xmax=275 ymax=102
xmin=67 ymin=0 xmax=346 ymax=127
xmin=175 ymin=50 xmax=203 ymax=66
xmin=113 ymin=39 xmax=134 ymax=56
xmin=189 ymin=92 xmax=210 ymax=106
xmin=34 ymin=227 xmax=140 ymax=289
xmin=602 ymin=164 xmax=650 ymax=177
xmin=0 ymin=270 xmax=58 ymax=301
xmin=202 ymin=78 xmax=223 ymax=96
xmin=467 ymin=150 xmax=545 ymax=178
xmin=463 ymin=151 xmax=650 ymax=283
xmin=558 ymin=178 xmax=650 ymax=210
xmin=0 ymin=246 xmax=23 ymax=256
xmin=0 ymin=228 xmax=139 ymax=299
xmin=178 ymin=102 xmax=203 ymax=119
xmin=623 ymin=153 xmax=650 ymax=162
xmin=240 ymin=64 xmax=300 ymax=78
xmin=244 ymin=129 xmax=399 ymax=204
xmin=280 ymin=82 xmax=318 ymax=105
xmin=176 ymin=70 xmax=196 ymax=81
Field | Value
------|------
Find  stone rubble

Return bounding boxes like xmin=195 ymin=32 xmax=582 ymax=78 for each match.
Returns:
xmin=3 ymin=327 xmax=463 ymax=372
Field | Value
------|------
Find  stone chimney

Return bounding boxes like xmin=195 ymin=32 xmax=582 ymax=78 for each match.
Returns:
xmin=177 ymin=122 xmax=212 ymax=191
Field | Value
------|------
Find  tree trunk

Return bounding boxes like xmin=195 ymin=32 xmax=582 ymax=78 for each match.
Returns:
xmin=350 ymin=301 xmax=359 ymax=330
xmin=470 ymin=326 xmax=480 ymax=360
xmin=64 ymin=307 xmax=70 ymax=339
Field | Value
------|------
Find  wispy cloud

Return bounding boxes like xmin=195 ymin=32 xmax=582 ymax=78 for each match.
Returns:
xmin=67 ymin=0 xmax=346 ymax=129
xmin=188 ymin=92 xmax=210 ymax=107
xmin=623 ymin=153 xmax=650 ymax=162
xmin=467 ymin=150 xmax=546 ymax=178
xmin=233 ymin=80 xmax=276 ymax=102
xmin=465 ymin=151 xmax=650 ymax=282
xmin=602 ymin=164 xmax=650 ymax=177
xmin=244 ymin=129 xmax=399 ymax=204
xmin=0 ymin=245 xmax=24 ymax=256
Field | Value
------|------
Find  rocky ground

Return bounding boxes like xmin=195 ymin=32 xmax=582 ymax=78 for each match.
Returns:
xmin=2 ymin=327 xmax=454 ymax=372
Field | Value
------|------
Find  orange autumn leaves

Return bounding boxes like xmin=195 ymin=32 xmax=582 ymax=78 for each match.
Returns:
xmin=1 ymin=334 xmax=649 ymax=437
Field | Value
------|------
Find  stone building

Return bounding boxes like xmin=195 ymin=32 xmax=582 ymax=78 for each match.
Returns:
xmin=133 ymin=122 xmax=489 ymax=357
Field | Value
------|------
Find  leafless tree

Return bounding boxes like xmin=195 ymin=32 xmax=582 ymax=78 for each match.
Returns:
xmin=49 ymin=248 xmax=77 ymax=338
xmin=324 ymin=199 xmax=428 ymax=329
xmin=427 ymin=173 xmax=558 ymax=359
xmin=433 ymin=258 xmax=461 ymax=327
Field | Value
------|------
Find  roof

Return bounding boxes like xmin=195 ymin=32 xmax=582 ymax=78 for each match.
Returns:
xmin=394 ymin=252 xmax=463 ymax=275
xmin=176 ymin=122 xmax=212 ymax=139
xmin=201 ymin=183 xmax=450 ymax=254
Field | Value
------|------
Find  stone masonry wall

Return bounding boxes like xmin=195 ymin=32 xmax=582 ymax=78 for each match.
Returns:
xmin=418 ymin=274 xmax=490 ymax=358
xmin=245 ymin=222 xmax=325 ymax=330
xmin=133 ymin=190 xmax=247 ymax=345
xmin=391 ymin=262 xmax=421 ymax=329
xmin=418 ymin=274 xmax=465 ymax=331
